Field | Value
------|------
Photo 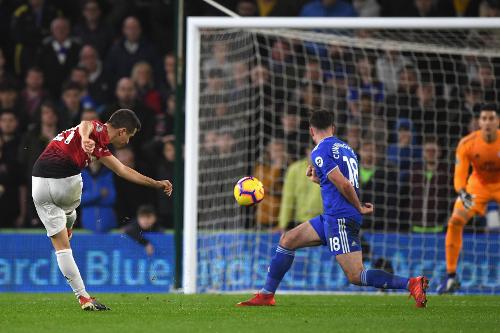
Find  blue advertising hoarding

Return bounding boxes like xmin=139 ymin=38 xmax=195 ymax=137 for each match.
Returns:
xmin=0 ymin=232 xmax=498 ymax=293
xmin=197 ymin=232 xmax=500 ymax=294
xmin=0 ymin=233 xmax=175 ymax=292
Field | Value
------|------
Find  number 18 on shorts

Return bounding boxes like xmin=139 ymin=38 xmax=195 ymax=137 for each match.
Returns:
xmin=310 ymin=215 xmax=362 ymax=256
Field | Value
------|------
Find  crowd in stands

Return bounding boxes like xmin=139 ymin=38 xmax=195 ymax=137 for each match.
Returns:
xmin=0 ymin=0 xmax=177 ymax=230
xmin=0 ymin=0 xmax=499 ymax=233
xmin=197 ymin=0 xmax=500 ymax=232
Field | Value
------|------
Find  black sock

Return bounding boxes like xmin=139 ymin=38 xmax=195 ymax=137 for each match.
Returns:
xmin=448 ymin=272 xmax=456 ymax=279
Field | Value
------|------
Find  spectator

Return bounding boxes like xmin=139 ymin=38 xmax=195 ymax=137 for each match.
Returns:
xmin=113 ymin=146 xmax=155 ymax=225
xmin=69 ymin=65 xmax=99 ymax=111
xmin=10 ymin=0 xmax=60 ymax=75
xmin=81 ymin=161 xmax=117 ymax=233
xmin=376 ymin=49 xmax=412 ymax=95
xmin=358 ymin=140 xmax=398 ymax=230
xmin=476 ymin=61 xmax=498 ymax=102
xmin=345 ymin=124 xmax=361 ymax=152
xmin=447 ymin=81 xmax=482 ymax=148
xmin=324 ymin=70 xmax=349 ymax=137
xmin=278 ymin=147 xmax=322 ymax=232
xmin=131 ymin=61 xmax=162 ymax=115
xmin=73 ymin=0 xmax=114 ymax=59
xmin=159 ymin=52 xmax=176 ymax=101
xmin=78 ymin=44 xmax=110 ymax=106
xmin=143 ymin=139 xmax=176 ymax=228
xmin=277 ymin=106 xmax=309 ymax=161
xmin=203 ymin=40 xmax=234 ymax=82
xmin=18 ymin=101 xmax=61 ymax=227
xmin=200 ymin=68 xmax=226 ymax=126
xmin=236 ymin=0 xmax=259 ymax=16
xmin=0 ymin=110 xmax=23 ymax=228
xmin=269 ymin=39 xmax=298 ymax=103
xmin=0 ymin=81 xmax=21 ymax=115
xmin=101 ymin=78 xmax=155 ymax=158
xmin=387 ymin=120 xmax=422 ymax=181
xmin=19 ymin=67 xmax=48 ymax=125
xmin=299 ymin=82 xmax=322 ymax=113
xmin=479 ymin=0 xmax=500 ymax=16
xmin=58 ymin=81 xmax=83 ymax=128
xmin=413 ymin=80 xmax=447 ymax=144
xmin=0 ymin=48 xmax=18 ymax=86
xmin=385 ymin=65 xmax=419 ymax=141
xmin=105 ymin=16 xmax=161 ymax=88
xmin=254 ymin=139 xmax=288 ymax=227
xmin=300 ymin=0 xmax=357 ymax=17
xmin=352 ymin=0 xmax=381 ymax=16
xmin=348 ymin=55 xmax=384 ymax=115
xmin=122 ymin=205 xmax=163 ymax=256
xmin=36 ymin=17 xmax=81 ymax=99
xmin=301 ymin=58 xmax=323 ymax=85
xmin=162 ymin=92 xmax=176 ymax=136
xmin=350 ymin=93 xmax=387 ymax=153
xmin=410 ymin=137 xmax=453 ymax=232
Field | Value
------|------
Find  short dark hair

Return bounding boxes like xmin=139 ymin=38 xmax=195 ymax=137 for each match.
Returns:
xmin=309 ymin=110 xmax=335 ymax=130
xmin=480 ymin=103 xmax=498 ymax=114
xmin=107 ymin=109 xmax=141 ymax=133
xmin=62 ymin=81 xmax=83 ymax=93
xmin=137 ymin=204 xmax=156 ymax=217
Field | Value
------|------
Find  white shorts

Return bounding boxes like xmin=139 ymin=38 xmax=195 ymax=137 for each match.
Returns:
xmin=32 ymin=174 xmax=83 ymax=237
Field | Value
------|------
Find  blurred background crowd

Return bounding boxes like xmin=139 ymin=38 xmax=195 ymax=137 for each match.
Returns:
xmin=0 ymin=0 xmax=499 ymax=235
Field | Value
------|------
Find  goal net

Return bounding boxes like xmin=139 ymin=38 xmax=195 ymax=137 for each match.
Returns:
xmin=184 ymin=18 xmax=500 ymax=294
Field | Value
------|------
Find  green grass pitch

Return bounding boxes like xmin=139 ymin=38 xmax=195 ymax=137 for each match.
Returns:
xmin=1 ymin=293 xmax=499 ymax=332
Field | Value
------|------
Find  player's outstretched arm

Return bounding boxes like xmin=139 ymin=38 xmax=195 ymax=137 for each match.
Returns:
xmin=327 ymin=167 xmax=373 ymax=215
xmin=100 ymin=155 xmax=172 ymax=196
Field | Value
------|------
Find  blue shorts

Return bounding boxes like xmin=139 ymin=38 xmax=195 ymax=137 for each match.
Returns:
xmin=309 ymin=214 xmax=362 ymax=256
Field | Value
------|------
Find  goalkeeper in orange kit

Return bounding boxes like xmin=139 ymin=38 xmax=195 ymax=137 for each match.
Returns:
xmin=438 ymin=104 xmax=500 ymax=294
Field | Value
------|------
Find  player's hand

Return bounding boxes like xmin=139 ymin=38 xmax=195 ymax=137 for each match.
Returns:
xmin=81 ymin=137 xmax=95 ymax=154
xmin=360 ymin=203 xmax=374 ymax=215
xmin=306 ymin=165 xmax=320 ymax=183
xmin=157 ymin=180 xmax=173 ymax=196
xmin=459 ymin=190 xmax=474 ymax=210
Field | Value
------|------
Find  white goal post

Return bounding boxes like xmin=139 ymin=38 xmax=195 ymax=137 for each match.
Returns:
xmin=184 ymin=17 xmax=500 ymax=294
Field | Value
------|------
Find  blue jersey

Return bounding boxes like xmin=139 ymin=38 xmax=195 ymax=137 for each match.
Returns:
xmin=310 ymin=136 xmax=362 ymax=223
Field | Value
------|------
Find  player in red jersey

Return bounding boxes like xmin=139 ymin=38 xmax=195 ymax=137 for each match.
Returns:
xmin=32 ymin=109 xmax=172 ymax=310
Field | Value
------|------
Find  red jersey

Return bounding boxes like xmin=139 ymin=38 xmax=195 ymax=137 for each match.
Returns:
xmin=32 ymin=120 xmax=112 ymax=178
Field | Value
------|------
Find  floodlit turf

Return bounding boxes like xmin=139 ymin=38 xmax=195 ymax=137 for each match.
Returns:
xmin=0 ymin=293 xmax=499 ymax=333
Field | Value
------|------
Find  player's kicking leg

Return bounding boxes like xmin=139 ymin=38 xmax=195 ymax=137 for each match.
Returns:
xmin=33 ymin=175 xmax=109 ymax=310
xmin=237 ymin=221 xmax=322 ymax=306
xmin=51 ymin=229 xmax=110 ymax=311
xmin=336 ymin=251 xmax=429 ymax=308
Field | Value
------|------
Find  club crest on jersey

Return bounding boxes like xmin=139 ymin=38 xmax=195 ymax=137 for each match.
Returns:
xmin=96 ymin=124 xmax=103 ymax=132
xmin=315 ymin=156 xmax=323 ymax=167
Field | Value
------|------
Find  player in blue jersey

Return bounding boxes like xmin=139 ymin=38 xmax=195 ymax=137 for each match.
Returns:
xmin=238 ymin=110 xmax=429 ymax=308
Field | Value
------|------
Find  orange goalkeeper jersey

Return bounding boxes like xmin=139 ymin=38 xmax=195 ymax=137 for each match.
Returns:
xmin=454 ymin=130 xmax=500 ymax=191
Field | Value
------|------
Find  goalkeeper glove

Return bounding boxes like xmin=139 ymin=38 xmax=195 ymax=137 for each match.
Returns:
xmin=459 ymin=190 xmax=474 ymax=210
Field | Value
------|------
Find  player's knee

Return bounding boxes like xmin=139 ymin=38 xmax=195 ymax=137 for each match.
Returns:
xmin=448 ymin=214 xmax=466 ymax=227
xmin=279 ymin=231 xmax=298 ymax=250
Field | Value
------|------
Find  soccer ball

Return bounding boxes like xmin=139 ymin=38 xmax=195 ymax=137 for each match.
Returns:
xmin=233 ymin=176 xmax=265 ymax=206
